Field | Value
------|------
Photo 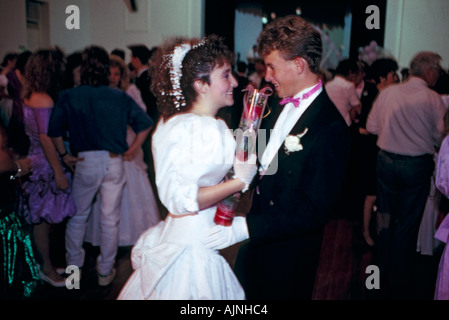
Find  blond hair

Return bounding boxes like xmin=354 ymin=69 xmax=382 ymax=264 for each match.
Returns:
xmin=109 ymin=54 xmax=130 ymax=91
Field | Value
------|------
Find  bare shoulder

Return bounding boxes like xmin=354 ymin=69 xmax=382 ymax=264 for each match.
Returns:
xmin=24 ymin=92 xmax=54 ymax=108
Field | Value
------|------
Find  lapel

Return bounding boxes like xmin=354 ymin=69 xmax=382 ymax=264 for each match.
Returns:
xmin=255 ymin=95 xmax=282 ymax=158
xmin=261 ymin=95 xmax=282 ymax=142
xmin=265 ymin=91 xmax=327 ymax=172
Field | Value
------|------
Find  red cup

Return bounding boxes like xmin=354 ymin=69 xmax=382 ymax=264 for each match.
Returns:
xmin=214 ymin=192 xmax=240 ymax=226
xmin=214 ymin=204 xmax=235 ymax=226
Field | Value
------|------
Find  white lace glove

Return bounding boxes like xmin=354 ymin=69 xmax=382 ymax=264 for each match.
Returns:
xmin=202 ymin=217 xmax=249 ymax=250
xmin=233 ymin=153 xmax=258 ymax=192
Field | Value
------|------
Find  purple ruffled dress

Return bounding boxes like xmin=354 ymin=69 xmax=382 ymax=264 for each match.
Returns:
xmin=22 ymin=105 xmax=76 ymax=224
xmin=434 ymin=135 xmax=449 ymax=299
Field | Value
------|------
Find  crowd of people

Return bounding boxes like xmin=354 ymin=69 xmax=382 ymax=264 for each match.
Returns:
xmin=1 ymin=14 xmax=449 ymax=300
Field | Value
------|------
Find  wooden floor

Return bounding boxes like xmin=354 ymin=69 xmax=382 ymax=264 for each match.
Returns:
xmin=313 ymin=218 xmax=369 ymax=300
xmin=24 ymin=204 xmax=441 ymax=300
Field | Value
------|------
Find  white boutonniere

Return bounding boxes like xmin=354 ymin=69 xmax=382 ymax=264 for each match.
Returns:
xmin=284 ymin=128 xmax=309 ymax=155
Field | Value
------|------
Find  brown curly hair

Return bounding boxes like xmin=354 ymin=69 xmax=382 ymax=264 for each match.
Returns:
xmin=80 ymin=45 xmax=110 ymax=87
xmin=23 ymin=48 xmax=66 ymax=102
xmin=151 ymin=34 xmax=234 ymax=120
xmin=257 ymin=15 xmax=322 ymax=74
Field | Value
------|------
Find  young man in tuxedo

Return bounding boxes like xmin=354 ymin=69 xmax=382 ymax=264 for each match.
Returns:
xmin=128 ymin=44 xmax=167 ymax=217
xmin=234 ymin=15 xmax=352 ymax=300
xmin=128 ymin=44 xmax=160 ymax=123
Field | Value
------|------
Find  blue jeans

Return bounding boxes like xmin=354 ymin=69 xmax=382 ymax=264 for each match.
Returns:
xmin=375 ymin=150 xmax=434 ymax=297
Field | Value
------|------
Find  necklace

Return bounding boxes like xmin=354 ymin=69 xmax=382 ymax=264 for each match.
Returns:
xmin=189 ymin=110 xmax=215 ymax=118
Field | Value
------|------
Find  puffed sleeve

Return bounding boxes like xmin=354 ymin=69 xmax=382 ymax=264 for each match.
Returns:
xmin=436 ymin=136 xmax=449 ymax=198
xmin=153 ymin=116 xmax=234 ymax=215
xmin=33 ymin=108 xmax=52 ymax=134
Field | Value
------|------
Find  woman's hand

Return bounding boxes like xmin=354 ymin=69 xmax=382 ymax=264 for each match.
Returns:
xmin=16 ymin=158 xmax=32 ymax=175
xmin=55 ymin=172 xmax=69 ymax=191
xmin=202 ymin=217 xmax=249 ymax=250
xmin=233 ymin=153 xmax=258 ymax=192
xmin=123 ymin=146 xmax=138 ymax=161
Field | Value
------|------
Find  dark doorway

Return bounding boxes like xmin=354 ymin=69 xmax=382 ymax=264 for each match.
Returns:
xmin=205 ymin=0 xmax=237 ymax=51
xmin=205 ymin=0 xmax=387 ymax=61
xmin=349 ymin=0 xmax=387 ymax=60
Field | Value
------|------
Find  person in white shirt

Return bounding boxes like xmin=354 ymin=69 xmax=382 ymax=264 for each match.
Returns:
xmin=325 ymin=59 xmax=362 ymax=126
xmin=366 ymin=51 xmax=446 ymax=299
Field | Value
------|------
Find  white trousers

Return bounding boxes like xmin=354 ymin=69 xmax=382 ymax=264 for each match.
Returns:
xmin=65 ymin=151 xmax=125 ymax=275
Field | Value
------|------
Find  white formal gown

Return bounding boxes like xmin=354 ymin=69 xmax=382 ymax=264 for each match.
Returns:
xmin=118 ymin=113 xmax=245 ymax=300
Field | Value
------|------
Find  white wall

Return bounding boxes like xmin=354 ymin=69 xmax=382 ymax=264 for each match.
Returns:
xmin=385 ymin=0 xmax=449 ymax=69
xmin=2 ymin=0 xmax=449 ymax=69
xmin=47 ymin=0 xmax=91 ymax=54
xmin=0 ymin=0 xmax=27 ymax=55
xmin=0 ymin=0 xmax=205 ymax=62
xmin=88 ymin=0 xmax=205 ymax=60
xmin=234 ymin=5 xmax=263 ymax=65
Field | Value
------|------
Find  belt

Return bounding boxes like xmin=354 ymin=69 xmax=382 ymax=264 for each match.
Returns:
xmin=109 ymin=152 xmax=120 ymax=158
xmin=379 ymin=149 xmax=432 ymax=160
xmin=167 ymin=212 xmax=198 ymax=219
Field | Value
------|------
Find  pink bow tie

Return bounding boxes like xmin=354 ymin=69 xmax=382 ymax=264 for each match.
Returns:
xmin=279 ymin=79 xmax=323 ymax=108
xmin=280 ymin=97 xmax=300 ymax=107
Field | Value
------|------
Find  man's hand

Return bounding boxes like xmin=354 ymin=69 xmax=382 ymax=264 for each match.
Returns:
xmin=62 ymin=154 xmax=84 ymax=172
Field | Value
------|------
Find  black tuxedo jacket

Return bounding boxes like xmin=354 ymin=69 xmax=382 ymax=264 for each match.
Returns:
xmin=235 ymin=89 xmax=352 ymax=299
xmin=135 ymin=69 xmax=159 ymax=123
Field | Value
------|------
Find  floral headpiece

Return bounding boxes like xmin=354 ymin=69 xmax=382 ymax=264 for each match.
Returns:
xmin=163 ymin=39 xmax=206 ymax=109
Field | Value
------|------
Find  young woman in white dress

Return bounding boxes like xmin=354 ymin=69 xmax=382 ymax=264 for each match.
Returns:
xmin=117 ymin=35 xmax=258 ymax=300
xmin=85 ymin=55 xmax=161 ymax=247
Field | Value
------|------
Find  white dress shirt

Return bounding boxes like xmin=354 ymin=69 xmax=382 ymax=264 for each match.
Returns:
xmin=260 ymin=82 xmax=323 ymax=173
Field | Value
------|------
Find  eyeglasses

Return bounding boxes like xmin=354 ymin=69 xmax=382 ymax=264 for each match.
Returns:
xmin=431 ymin=66 xmax=446 ymax=75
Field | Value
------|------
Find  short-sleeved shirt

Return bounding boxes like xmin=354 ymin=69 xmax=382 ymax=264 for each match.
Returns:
xmin=366 ymin=77 xmax=445 ymax=156
xmin=48 ymin=85 xmax=153 ymax=154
